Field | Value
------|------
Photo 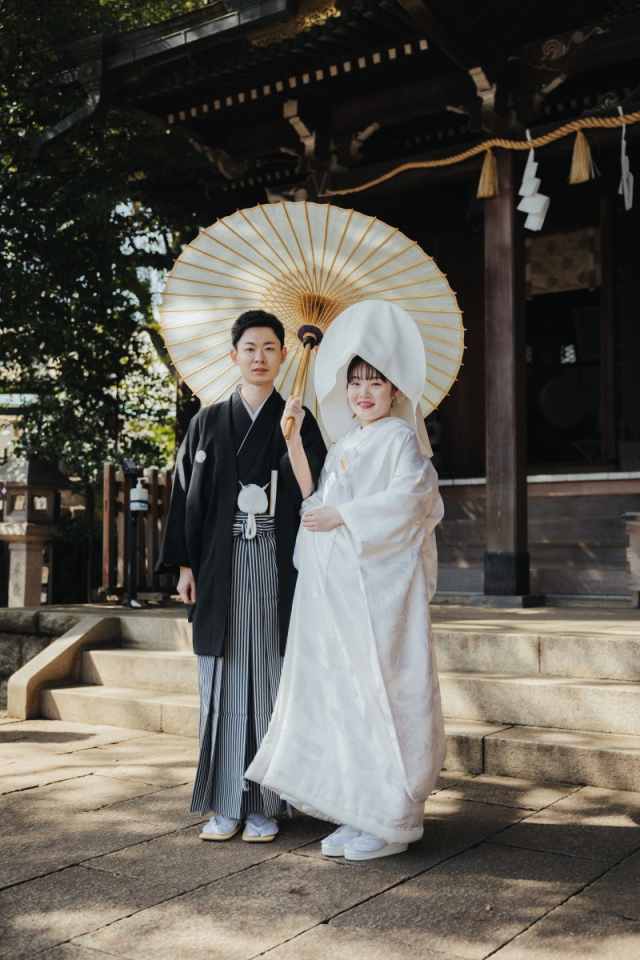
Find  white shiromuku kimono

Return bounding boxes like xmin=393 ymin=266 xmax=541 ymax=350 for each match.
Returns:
xmin=246 ymin=416 xmax=446 ymax=844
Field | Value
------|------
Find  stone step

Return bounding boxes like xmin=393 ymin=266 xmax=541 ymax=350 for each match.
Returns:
xmin=433 ymin=629 xmax=640 ymax=681
xmin=81 ymin=649 xmax=198 ymax=694
xmin=39 ymin=681 xmax=640 ymax=792
xmin=40 ymin=685 xmax=199 ymax=738
xmin=38 ymin=682 xmax=507 ymax=775
xmin=84 ymin=634 xmax=640 ymax=693
xmin=435 ymin=631 xmax=539 ymax=674
xmin=482 ymin=724 xmax=640 ymax=794
xmin=439 ymin=671 xmax=640 ymax=737
xmin=111 ymin=617 xmax=640 ymax=684
xmin=118 ymin=615 xmax=192 ymax=651
xmin=79 ymin=641 xmax=640 ymax=738
xmin=433 ymin=593 xmax=634 ymax=610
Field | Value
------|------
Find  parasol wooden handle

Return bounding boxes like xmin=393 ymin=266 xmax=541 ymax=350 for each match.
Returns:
xmin=284 ymin=340 xmax=313 ymax=440
xmin=284 ymin=327 xmax=323 ymax=440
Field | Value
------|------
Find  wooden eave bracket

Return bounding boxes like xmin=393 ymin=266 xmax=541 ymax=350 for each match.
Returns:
xmin=30 ymin=35 xmax=109 ymax=159
xmin=29 ymin=0 xmax=296 ymax=157
xmin=392 ymin=0 xmax=511 ymax=133
xmin=284 ymin=100 xmax=316 ymax=158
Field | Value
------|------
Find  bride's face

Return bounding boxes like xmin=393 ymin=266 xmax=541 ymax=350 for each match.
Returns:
xmin=347 ymin=373 xmax=395 ymax=426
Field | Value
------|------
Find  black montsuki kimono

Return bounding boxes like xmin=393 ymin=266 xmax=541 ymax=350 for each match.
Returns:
xmin=157 ymin=389 xmax=326 ymax=656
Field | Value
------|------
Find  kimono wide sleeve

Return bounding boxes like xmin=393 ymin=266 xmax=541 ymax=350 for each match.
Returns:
xmin=336 ymin=430 xmax=443 ymax=559
xmin=156 ymin=413 xmax=202 ymax=573
xmin=300 ymin=458 xmax=329 ymax=517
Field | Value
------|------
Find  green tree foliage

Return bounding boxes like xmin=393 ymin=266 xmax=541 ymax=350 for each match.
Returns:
xmin=1 ymin=0 xmax=212 ymax=492
xmin=1 ymin=0 xmax=217 ymax=598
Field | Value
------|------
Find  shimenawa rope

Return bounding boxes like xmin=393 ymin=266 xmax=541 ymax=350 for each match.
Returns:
xmin=327 ymin=110 xmax=640 ymax=197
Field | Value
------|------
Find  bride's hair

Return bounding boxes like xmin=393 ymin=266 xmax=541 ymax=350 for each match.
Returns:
xmin=347 ymin=355 xmax=395 ymax=388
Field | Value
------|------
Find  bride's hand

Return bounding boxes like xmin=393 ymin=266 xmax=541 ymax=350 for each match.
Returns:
xmin=301 ymin=506 xmax=343 ymax=532
xmin=281 ymin=396 xmax=305 ymax=442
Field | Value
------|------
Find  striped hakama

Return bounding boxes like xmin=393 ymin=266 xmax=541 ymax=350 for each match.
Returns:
xmin=190 ymin=512 xmax=285 ymax=819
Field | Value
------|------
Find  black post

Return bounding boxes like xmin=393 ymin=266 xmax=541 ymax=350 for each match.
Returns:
xmin=128 ymin=510 xmax=138 ymax=607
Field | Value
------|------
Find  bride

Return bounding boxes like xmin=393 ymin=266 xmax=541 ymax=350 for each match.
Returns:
xmin=245 ymin=300 xmax=446 ymax=861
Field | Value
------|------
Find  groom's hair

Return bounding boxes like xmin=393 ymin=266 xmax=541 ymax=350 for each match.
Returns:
xmin=232 ymin=310 xmax=286 ymax=348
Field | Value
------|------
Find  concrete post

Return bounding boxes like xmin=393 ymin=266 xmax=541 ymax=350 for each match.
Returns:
xmin=8 ymin=541 xmax=44 ymax=608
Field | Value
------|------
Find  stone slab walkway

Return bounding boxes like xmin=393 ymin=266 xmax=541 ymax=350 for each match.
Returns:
xmin=2 ymin=717 xmax=640 ymax=959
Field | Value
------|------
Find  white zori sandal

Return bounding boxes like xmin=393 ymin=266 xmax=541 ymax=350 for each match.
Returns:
xmin=242 ymin=812 xmax=279 ymax=843
xmin=343 ymin=831 xmax=408 ymax=861
xmin=199 ymin=814 xmax=242 ymax=841
xmin=321 ymin=825 xmax=361 ymax=857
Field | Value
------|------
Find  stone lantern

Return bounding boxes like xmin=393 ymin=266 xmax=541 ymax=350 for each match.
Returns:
xmin=0 ymin=459 xmax=69 ymax=607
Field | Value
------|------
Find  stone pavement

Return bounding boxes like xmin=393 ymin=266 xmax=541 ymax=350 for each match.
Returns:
xmin=1 ymin=716 xmax=640 ymax=960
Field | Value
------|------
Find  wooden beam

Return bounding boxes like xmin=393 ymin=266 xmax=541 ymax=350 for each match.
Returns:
xmin=509 ymin=12 xmax=640 ymax=85
xmin=483 ymin=150 xmax=529 ymax=596
xmin=332 ymin=71 xmax=476 ymax=132
xmin=394 ymin=0 xmax=505 ymax=79
xmin=225 ymin=71 xmax=476 ymax=158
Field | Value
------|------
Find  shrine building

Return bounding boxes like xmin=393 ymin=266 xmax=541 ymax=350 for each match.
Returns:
xmin=34 ymin=0 xmax=640 ymax=604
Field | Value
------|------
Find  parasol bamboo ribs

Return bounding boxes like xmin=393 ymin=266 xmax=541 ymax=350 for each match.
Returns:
xmin=160 ymin=202 xmax=464 ymax=419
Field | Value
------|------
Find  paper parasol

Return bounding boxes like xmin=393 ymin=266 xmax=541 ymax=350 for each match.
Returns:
xmin=160 ymin=201 xmax=464 ymax=421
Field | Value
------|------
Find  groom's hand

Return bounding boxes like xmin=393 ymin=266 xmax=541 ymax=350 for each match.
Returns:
xmin=177 ymin=566 xmax=197 ymax=605
xmin=301 ymin=506 xmax=343 ymax=532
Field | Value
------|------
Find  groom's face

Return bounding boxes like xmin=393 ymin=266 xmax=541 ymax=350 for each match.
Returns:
xmin=230 ymin=326 xmax=286 ymax=387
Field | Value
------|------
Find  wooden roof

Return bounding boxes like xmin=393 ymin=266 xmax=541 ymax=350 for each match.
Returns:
xmin=36 ymin=0 xmax=640 ymax=203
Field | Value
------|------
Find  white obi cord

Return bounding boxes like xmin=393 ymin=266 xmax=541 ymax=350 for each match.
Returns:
xmin=323 ymin=460 xmax=352 ymax=507
xmin=237 ymin=483 xmax=269 ymax=539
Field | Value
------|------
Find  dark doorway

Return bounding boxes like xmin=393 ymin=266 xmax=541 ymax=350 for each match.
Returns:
xmin=526 ymin=288 xmax=602 ymax=467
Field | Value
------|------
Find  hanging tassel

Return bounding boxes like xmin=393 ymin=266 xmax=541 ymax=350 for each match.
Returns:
xmin=477 ymin=148 xmax=499 ymax=198
xmin=569 ymin=130 xmax=595 ymax=184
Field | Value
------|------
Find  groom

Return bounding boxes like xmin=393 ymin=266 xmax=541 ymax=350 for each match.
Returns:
xmin=157 ymin=309 xmax=325 ymax=842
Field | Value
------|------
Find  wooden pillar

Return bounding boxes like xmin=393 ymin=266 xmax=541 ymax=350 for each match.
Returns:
xmin=599 ymin=193 xmax=616 ymax=463
xmin=619 ymin=201 xmax=640 ymax=445
xmin=483 ymin=151 xmax=529 ymax=595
